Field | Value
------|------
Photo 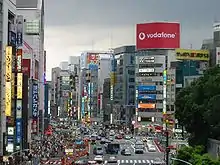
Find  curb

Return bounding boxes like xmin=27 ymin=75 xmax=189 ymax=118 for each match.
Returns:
xmin=153 ymin=139 xmax=165 ymax=152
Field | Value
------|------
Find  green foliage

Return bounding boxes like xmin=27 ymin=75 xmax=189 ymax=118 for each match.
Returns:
xmin=175 ymin=66 xmax=220 ymax=146
xmin=174 ymin=146 xmax=220 ymax=165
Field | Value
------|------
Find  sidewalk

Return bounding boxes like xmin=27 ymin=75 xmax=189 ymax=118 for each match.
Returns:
xmin=153 ymin=139 xmax=165 ymax=152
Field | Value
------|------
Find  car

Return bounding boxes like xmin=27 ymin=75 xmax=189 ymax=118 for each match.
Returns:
xmin=124 ymin=135 xmax=131 ymax=140
xmin=100 ymin=138 xmax=106 ymax=144
xmin=121 ymin=148 xmax=132 ymax=156
xmin=148 ymin=145 xmax=156 ymax=152
xmin=93 ymin=146 xmax=104 ymax=155
xmin=96 ymin=136 xmax=101 ymax=140
xmin=109 ymin=136 xmax=114 ymax=141
xmin=94 ymin=155 xmax=104 ymax=163
xmin=107 ymin=156 xmax=117 ymax=163
xmin=115 ymin=135 xmax=123 ymax=139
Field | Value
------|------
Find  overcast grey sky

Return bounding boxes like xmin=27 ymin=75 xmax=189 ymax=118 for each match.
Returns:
xmin=44 ymin=0 xmax=220 ymax=79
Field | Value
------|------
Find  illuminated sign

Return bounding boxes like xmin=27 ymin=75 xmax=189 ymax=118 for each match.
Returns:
xmin=32 ymin=119 xmax=37 ymax=134
xmin=163 ymin=70 xmax=167 ymax=114
xmin=5 ymin=82 xmax=12 ymax=116
xmin=32 ymin=84 xmax=38 ymax=118
xmin=138 ymin=94 xmax=156 ymax=100
xmin=11 ymin=73 xmax=15 ymax=99
xmin=175 ymin=49 xmax=209 ymax=61
xmin=138 ymin=104 xmax=156 ymax=109
xmin=5 ymin=46 xmax=12 ymax=82
xmin=16 ymin=100 xmax=22 ymax=119
xmin=7 ymin=127 xmax=14 ymax=136
xmin=138 ymin=68 xmax=155 ymax=73
xmin=138 ymin=85 xmax=156 ymax=91
xmin=16 ymin=49 xmax=22 ymax=72
xmin=17 ymin=73 xmax=23 ymax=99
xmin=139 ymin=56 xmax=155 ymax=63
xmin=110 ymin=85 xmax=114 ymax=101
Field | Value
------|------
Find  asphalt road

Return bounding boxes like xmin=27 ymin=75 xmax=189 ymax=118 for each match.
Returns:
xmin=89 ymin=138 xmax=164 ymax=164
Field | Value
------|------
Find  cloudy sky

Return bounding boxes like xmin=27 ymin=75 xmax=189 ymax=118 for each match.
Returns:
xmin=44 ymin=0 xmax=220 ymax=79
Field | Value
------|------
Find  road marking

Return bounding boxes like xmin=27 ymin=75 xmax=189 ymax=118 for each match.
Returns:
xmin=145 ymin=147 xmax=149 ymax=153
xmin=138 ymin=160 xmax=141 ymax=163
xmin=134 ymin=160 xmax=137 ymax=163
xmin=153 ymin=140 xmax=161 ymax=152
xmin=130 ymin=159 xmax=133 ymax=163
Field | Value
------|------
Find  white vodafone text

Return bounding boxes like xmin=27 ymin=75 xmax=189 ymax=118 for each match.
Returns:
xmin=138 ymin=32 xmax=176 ymax=40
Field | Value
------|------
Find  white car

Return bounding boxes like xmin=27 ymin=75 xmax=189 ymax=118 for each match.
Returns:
xmin=108 ymin=156 xmax=117 ymax=163
xmin=148 ymin=145 xmax=156 ymax=152
xmin=94 ymin=155 xmax=104 ymax=162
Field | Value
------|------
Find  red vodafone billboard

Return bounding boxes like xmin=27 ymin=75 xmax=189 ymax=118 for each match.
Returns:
xmin=136 ymin=22 xmax=180 ymax=50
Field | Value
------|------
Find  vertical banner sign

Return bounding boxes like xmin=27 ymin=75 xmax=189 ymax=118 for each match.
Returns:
xmin=5 ymin=46 xmax=12 ymax=116
xmin=32 ymin=83 xmax=38 ymax=134
xmin=16 ymin=15 xmax=23 ymax=47
xmin=5 ymin=82 xmax=12 ymax=116
xmin=163 ymin=70 xmax=167 ymax=115
xmin=17 ymin=73 xmax=23 ymax=99
xmin=16 ymin=49 xmax=22 ymax=72
xmin=16 ymin=100 xmax=22 ymax=144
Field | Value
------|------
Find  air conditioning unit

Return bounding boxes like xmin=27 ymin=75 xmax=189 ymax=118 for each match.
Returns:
xmin=9 ymin=23 xmax=16 ymax=33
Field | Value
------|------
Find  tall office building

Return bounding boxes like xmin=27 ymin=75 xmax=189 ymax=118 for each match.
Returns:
xmin=112 ymin=46 xmax=136 ymax=126
xmin=17 ymin=0 xmax=45 ymax=136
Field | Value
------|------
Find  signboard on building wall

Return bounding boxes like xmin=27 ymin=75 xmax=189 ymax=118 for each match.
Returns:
xmin=22 ymin=59 xmax=31 ymax=78
xmin=34 ymin=60 xmax=39 ymax=80
xmin=175 ymin=49 xmax=209 ymax=61
xmin=16 ymin=15 xmax=23 ymax=47
xmin=136 ymin=22 xmax=180 ymax=50
xmin=139 ymin=56 xmax=155 ymax=63
xmin=32 ymin=84 xmax=38 ymax=118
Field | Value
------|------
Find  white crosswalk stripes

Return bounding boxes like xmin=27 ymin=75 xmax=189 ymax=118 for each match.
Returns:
xmin=104 ymin=159 xmax=156 ymax=164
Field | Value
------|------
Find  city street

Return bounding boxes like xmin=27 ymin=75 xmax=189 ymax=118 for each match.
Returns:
xmin=89 ymin=138 xmax=164 ymax=164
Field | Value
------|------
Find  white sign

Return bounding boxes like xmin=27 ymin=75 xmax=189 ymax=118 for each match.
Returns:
xmin=138 ymin=68 xmax=155 ymax=73
xmin=139 ymin=56 xmax=155 ymax=63
xmin=8 ymin=127 xmax=14 ymax=135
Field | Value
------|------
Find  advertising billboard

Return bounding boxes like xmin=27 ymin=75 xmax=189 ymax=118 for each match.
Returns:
xmin=5 ymin=46 xmax=12 ymax=82
xmin=138 ymin=85 xmax=156 ymax=91
xmin=32 ymin=83 xmax=38 ymax=118
xmin=139 ymin=56 xmax=155 ymax=63
xmin=136 ymin=22 xmax=180 ymax=50
xmin=16 ymin=49 xmax=22 ymax=72
xmin=17 ymin=73 xmax=23 ymax=99
xmin=11 ymin=73 xmax=15 ymax=99
xmin=138 ymin=68 xmax=155 ymax=73
xmin=138 ymin=103 xmax=156 ymax=109
xmin=87 ymin=53 xmax=99 ymax=70
xmin=175 ymin=49 xmax=209 ymax=61
xmin=138 ymin=94 xmax=156 ymax=100
xmin=5 ymin=82 xmax=12 ymax=116
xmin=32 ymin=119 xmax=37 ymax=134
xmin=22 ymin=59 xmax=31 ymax=78
xmin=16 ymin=100 xmax=22 ymax=144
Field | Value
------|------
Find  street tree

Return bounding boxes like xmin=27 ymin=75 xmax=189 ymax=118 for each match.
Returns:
xmin=175 ymin=66 xmax=220 ymax=146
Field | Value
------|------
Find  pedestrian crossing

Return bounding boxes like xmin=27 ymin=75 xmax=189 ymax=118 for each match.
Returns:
xmin=41 ymin=160 xmax=62 ymax=164
xmin=104 ymin=159 xmax=155 ymax=164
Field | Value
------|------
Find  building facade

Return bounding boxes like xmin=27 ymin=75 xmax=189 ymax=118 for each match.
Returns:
xmin=112 ymin=46 xmax=136 ymax=126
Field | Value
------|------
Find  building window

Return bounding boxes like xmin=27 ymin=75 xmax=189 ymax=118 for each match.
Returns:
xmin=129 ymin=78 xmax=135 ymax=82
xmin=128 ymin=70 xmax=135 ymax=75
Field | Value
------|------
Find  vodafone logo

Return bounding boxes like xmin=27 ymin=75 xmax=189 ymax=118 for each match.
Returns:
xmin=138 ymin=32 xmax=176 ymax=40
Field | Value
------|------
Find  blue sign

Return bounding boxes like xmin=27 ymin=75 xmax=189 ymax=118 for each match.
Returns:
xmin=7 ymin=136 xmax=14 ymax=144
xmin=138 ymin=85 xmax=156 ymax=91
xmin=88 ymin=64 xmax=98 ymax=70
xmin=16 ymin=119 xmax=22 ymax=144
xmin=9 ymin=31 xmax=16 ymax=46
xmin=81 ymin=101 xmax=85 ymax=117
xmin=138 ymin=94 xmax=156 ymax=100
xmin=32 ymin=84 xmax=38 ymax=118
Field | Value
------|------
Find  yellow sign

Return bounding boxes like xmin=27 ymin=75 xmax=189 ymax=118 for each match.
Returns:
xmin=175 ymin=49 xmax=210 ymax=61
xmin=5 ymin=82 xmax=11 ymax=116
xmin=11 ymin=73 xmax=14 ymax=99
xmin=110 ymin=72 xmax=116 ymax=85
xmin=17 ymin=73 xmax=23 ymax=99
xmin=5 ymin=46 xmax=12 ymax=82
